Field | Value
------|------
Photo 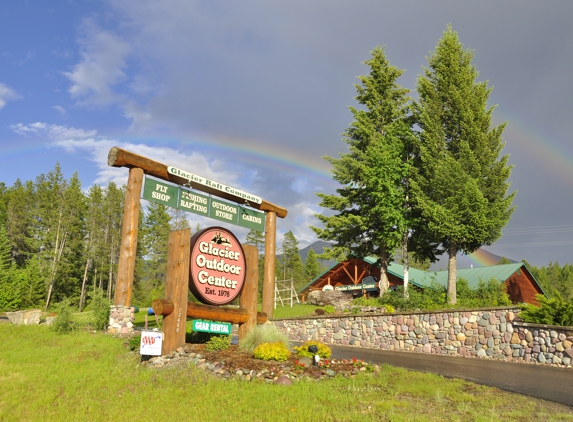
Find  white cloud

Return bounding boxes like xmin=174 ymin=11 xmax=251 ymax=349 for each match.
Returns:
xmin=10 ymin=122 xmax=97 ymax=141
xmin=63 ymin=20 xmax=131 ymax=106
xmin=0 ymin=83 xmax=21 ymax=110
xmin=53 ymin=105 xmax=67 ymax=115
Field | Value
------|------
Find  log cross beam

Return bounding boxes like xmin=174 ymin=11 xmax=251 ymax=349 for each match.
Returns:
xmin=152 ymin=300 xmax=268 ymax=325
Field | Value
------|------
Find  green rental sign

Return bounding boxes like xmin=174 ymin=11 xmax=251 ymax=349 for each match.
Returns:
xmin=142 ymin=179 xmax=179 ymax=208
xmin=192 ymin=320 xmax=232 ymax=334
xmin=143 ymin=176 xmax=265 ymax=232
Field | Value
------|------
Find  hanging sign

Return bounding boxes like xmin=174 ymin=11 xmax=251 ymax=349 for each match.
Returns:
xmin=142 ymin=179 xmax=179 ymax=208
xmin=167 ymin=166 xmax=263 ymax=204
xmin=188 ymin=227 xmax=246 ymax=305
xmin=143 ymin=176 xmax=265 ymax=232
xmin=238 ymin=206 xmax=265 ymax=232
xmin=179 ymin=188 xmax=210 ymax=217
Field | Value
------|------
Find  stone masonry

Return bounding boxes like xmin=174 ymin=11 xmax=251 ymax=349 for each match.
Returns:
xmin=107 ymin=305 xmax=135 ymax=335
xmin=273 ymin=306 xmax=573 ymax=368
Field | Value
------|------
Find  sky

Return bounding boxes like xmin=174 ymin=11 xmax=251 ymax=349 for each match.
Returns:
xmin=1 ymin=1 xmax=572 ymax=268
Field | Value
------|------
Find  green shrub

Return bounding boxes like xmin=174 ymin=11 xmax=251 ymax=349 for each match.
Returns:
xmin=293 ymin=340 xmax=331 ymax=359
xmin=382 ymin=304 xmax=395 ymax=313
xmin=128 ymin=334 xmax=141 ymax=351
xmin=323 ymin=305 xmax=335 ymax=314
xmin=520 ymin=293 xmax=573 ymax=326
xmin=187 ymin=330 xmax=213 ymax=344
xmin=239 ymin=324 xmax=290 ymax=353
xmin=88 ymin=289 xmax=111 ymax=331
xmin=51 ymin=299 xmax=75 ymax=334
xmin=206 ymin=335 xmax=231 ymax=351
xmin=253 ymin=342 xmax=290 ymax=361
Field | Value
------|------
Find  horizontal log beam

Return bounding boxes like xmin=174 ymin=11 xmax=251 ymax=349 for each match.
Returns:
xmin=152 ymin=299 xmax=268 ymax=325
xmin=108 ymin=147 xmax=287 ymax=218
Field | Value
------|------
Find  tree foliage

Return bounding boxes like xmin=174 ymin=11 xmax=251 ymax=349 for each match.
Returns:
xmin=313 ymin=46 xmax=413 ymax=295
xmin=412 ymin=26 xmax=515 ymax=304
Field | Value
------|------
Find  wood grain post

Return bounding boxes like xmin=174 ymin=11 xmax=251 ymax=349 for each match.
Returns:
xmin=161 ymin=229 xmax=191 ymax=355
xmin=238 ymin=244 xmax=259 ymax=339
xmin=113 ymin=167 xmax=144 ymax=306
xmin=262 ymin=211 xmax=276 ymax=319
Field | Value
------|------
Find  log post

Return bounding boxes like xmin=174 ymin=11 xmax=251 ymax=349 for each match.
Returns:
xmin=161 ymin=229 xmax=191 ymax=355
xmin=262 ymin=211 xmax=276 ymax=319
xmin=239 ymin=244 xmax=259 ymax=339
xmin=113 ymin=167 xmax=144 ymax=306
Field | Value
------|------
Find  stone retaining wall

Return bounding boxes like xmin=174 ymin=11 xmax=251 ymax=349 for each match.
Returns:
xmin=273 ymin=307 xmax=573 ymax=368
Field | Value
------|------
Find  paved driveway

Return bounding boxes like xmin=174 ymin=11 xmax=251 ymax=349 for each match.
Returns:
xmin=330 ymin=345 xmax=573 ymax=408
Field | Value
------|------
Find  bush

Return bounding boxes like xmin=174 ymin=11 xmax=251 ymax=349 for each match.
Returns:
xmin=253 ymin=342 xmax=290 ymax=361
xmin=323 ymin=305 xmax=335 ymax=314
xmin=206 ymin=335 xmax=231 ymax=351
xmin=88 ymin=289 xmax=111 ymax=331
xmin=128 ymin=334 xmax=141 ymax=351
xmin=519 ymin=293 xmax=573 ymax=326
xmin=51 ymin=299 xmax=75 ymax=334
xmin=239 ymin=324 xmax=290 ymax=354
xmin=293 ymin=341 xmax=331 ymax=359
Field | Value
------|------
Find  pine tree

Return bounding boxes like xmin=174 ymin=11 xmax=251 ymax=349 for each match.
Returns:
xmin=244 ymin=229 xmax=265 ymax=297
xmin=303 ymin=249 xmax=323 ymax=283
xmin=0 ymin=225 xmax=17 ymax=310
xmin=140 ymin=202 xmax=171 ymax=303
xmin=413 ymin=26 xmax=515 ymax=304
xmin=313 ymin=46 xmax=413 ymax=295
xmin=280 ymin=230 xmax=304 ymax=288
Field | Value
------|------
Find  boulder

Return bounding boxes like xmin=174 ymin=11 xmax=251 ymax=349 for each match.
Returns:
xmin=307 ymin=290 xmax=353 ymax=308
xmin=6 ymin=309 xmax=42 ymax=325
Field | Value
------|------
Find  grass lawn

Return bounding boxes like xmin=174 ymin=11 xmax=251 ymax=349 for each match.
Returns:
xmin=1 ymin=323 xmax=572 ymax=421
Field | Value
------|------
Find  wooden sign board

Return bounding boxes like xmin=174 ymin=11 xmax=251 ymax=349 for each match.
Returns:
xmin=143 ymin=176 xmax=265 ymax=232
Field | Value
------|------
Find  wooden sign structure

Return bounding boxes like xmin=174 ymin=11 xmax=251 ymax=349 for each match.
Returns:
xmin=108 ymin=147 xmax=288 ymax=320
xmin=152 ymin=229 xmax=266 ymax=354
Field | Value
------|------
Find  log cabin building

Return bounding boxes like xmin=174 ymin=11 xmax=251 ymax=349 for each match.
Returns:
xmin=298 ymin=257 xmax=546 ymax=306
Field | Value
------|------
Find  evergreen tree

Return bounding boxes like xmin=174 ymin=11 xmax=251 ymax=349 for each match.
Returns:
xmin=169 ymin=207 xmax=190 ymax=231
xmin=303 ymin=249 xmax=323 ymax=283
xmin=6 ymin=179 xmax=35 ymax=266
xmin=140 ymin=202 xmax=171 ymax=303
xmin=245 ymin=229 xmax=265 ymax=253
xmin=313 ymin=46 xmax=413 ymax=294
xmin=0 ymin=225 xmax=17 ymax=310
xmin=244 ymin=228 xmax=265 ymax=297
xmin=280 ymin=230 xmax=304 ymax=288
xmin=413 ymin=26 xmax=515 ymax=304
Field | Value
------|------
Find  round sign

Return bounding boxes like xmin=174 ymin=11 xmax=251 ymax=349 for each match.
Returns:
xmin=189 ymin=227 xmax=246 ymax=305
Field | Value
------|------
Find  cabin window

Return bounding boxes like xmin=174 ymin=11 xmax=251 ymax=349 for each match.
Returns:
xmin=517 ymin=269 xmax=521 ymax=276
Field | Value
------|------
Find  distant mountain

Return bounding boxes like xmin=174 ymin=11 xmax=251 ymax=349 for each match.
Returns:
xmin=298 ymin=240 xmax=337 ymax=267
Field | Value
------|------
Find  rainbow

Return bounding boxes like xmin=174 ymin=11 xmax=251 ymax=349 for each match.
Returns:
xmin=459 ymin=248 xmax=504 ymax=268
xmin=118 ymin=131 xmax=340 ymax=190
xmin=496 ymin=107 xmax=573 ymax=185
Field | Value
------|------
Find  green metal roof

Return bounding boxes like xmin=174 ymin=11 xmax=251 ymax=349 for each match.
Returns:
xmin=297 ymin=258 xmax=547 ymax=297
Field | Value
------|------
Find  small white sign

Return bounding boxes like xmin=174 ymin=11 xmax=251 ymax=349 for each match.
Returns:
xmin=139 ymin=330 xmax=164 ymax=356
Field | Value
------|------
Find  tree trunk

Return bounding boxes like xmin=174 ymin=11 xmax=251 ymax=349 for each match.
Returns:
xmin=378 ymin=247 xmax=391 ymax=296
xmin=78 ymin=257 xmax=91 ymax=312
xmin=45 ymin=211 xmax=67 ymax=310
xmin=447 ymin=242 xmax=457 ymax=304
xmin=402 ymin=231 xmax=409 ymax=299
